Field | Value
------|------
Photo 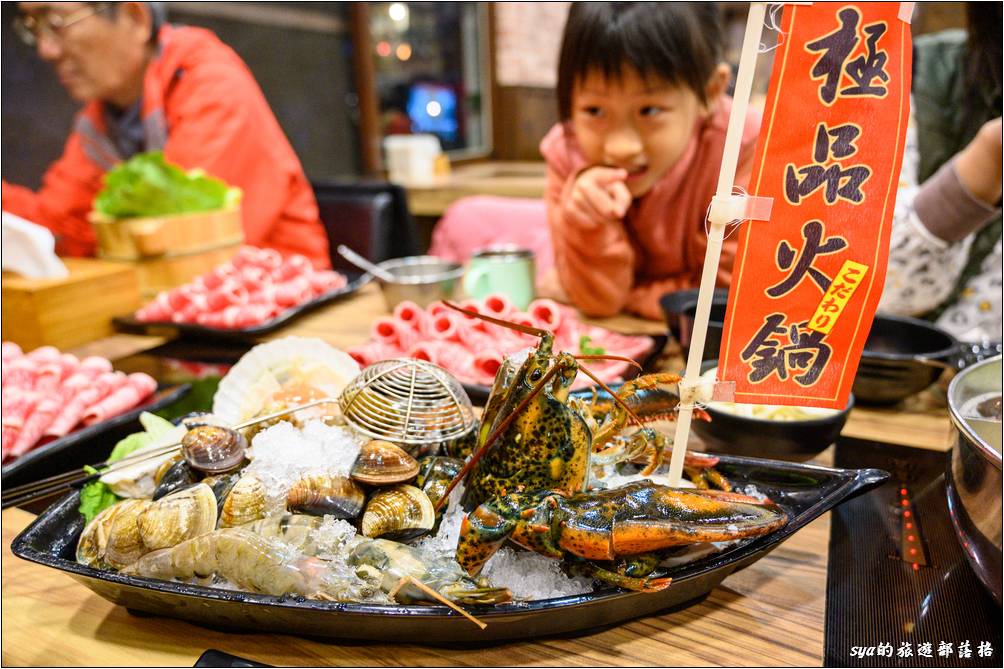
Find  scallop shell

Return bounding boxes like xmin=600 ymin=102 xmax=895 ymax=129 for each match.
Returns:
xmin=138 ymin=483 xmax=218 ymax=550
xmin=212 ymin=338 xmax=360 ymax=425
xmin=360 ymin=485 xmax=435 ymax=540
xmin=220 ymin=474 xmax=267 ymax=527
xmin=287 ymin=474 xmax=366 ymax=519
xmin=351 ymin=440 xmax=420 ymax=486
xmin=102 ymin=498 xmax=155 ymax=569
xmin=77 ymin=499 xmax=147 ymax=568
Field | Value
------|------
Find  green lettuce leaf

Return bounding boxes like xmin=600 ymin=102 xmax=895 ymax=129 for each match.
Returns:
xmin=77 ymin=412 xmax=179 ymax=524
xmin=578 ymin=335 xmax=606 ymax=356
xmin=93 ymin=150 xmax=242 ymax=218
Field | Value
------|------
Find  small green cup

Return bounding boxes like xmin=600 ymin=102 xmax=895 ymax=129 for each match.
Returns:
xmin=462 ymin=246 xmax=536 ymax=310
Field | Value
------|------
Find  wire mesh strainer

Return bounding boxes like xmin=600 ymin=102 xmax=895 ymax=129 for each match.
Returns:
xmin=337 ymin=358 xmax=476 ymax=445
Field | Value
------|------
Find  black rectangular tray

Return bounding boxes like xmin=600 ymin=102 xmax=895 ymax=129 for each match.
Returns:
xmin=11 ymin=453 xmax=887 ymax=644
xmin=1 ymin=384 xmax=190 ymax=490
xmin=113 ymin=272 xmax=370 ymax=340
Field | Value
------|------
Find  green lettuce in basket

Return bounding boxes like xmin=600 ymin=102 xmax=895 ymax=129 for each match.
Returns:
xmin=93 ymin=150 xmax=241 ymax=219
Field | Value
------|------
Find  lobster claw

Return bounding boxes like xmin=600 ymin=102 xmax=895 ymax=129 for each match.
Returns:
xmin=456 ymin=498 xmax=520 ymax=576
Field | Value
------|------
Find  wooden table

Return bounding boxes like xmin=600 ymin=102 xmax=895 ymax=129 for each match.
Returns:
xmin=2 ymin=284 xmax=955 ymax=666
xmin=404 ymin=161 xmax=547 ymax=217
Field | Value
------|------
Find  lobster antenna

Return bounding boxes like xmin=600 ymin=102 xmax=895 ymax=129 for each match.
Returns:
xmin=433 ymin=362 xmax=563 ymax=513
xmin=443 ymin=301 xmax=549 ymax=338
xmin=573 ymin=354 xmax=643 ymax=370
xmin=575 ymin=364 xmax=646 ymax=429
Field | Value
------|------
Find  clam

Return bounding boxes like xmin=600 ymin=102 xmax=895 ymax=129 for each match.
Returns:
xmin=203 ymin=471 xmax=242 ymax=518
xmin=181 ymin=425 xmax=247 ymax=474
xmin=350 ymin=440 xmax=420 ymax=486
xmin=152 ymin=458 xmax=198 ymax=501
xmin=287 ymin=474 xmax=365 ymax=519
xmin=102 ymin=498 xmax=155 ymax=569
xmin=220 ymin=474 xmax=268 ymax=527
xmin=138 ymin=483 xmax=218 ymax=550
xmin=360 ymin=485 xmax=435 ymax=540
xmin=77 ymin=499 xmax=148 ymax=568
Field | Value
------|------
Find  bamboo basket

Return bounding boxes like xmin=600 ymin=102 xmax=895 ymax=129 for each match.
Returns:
xmin=90 ymin=206 xmax=243 ymax=298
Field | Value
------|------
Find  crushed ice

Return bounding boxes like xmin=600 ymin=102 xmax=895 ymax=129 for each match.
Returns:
xmin=244 ymin=420 xmax=364 ymax=513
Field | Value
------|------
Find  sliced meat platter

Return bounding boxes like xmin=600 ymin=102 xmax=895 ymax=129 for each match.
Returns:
xmin=346 ymin=294 xmax=656 ymax=389
xmin=1 ymin=342 xmax=157 ymax=463
xmin=134 ymin=245 xmax=348 ymax=330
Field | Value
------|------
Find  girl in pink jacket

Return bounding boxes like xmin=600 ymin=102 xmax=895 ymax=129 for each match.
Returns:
xmin=541 ymin=2 xmax=761 ymax=320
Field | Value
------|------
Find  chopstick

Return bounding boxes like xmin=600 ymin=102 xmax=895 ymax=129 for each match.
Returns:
xmin=1 ymin=397 xmax=340 ymax=510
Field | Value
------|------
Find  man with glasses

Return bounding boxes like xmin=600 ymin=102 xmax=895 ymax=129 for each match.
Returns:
xmin=3 ymin=2 xmax=330 ymax=268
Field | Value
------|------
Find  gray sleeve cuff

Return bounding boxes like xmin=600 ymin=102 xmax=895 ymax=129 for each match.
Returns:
xmin=913 ymin=157 xmax=1000 ymax=243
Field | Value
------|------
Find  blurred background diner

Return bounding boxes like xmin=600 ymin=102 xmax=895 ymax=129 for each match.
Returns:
xmin=1 ymin=2 xmax=999 ymax=331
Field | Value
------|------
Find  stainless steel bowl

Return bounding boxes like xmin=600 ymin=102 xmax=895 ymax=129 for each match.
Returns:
xmin=945 ymin=355 xmax=1002 ymax=604
xmin=375 ymin=255 xmax=464 ymax=310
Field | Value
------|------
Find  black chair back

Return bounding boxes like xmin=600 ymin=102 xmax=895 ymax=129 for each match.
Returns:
xmin=311 ymin=180 xmax=420 ymax=273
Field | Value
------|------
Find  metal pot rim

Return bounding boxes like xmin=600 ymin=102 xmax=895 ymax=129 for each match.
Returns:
xmin=947 ymin=354 xmax=1003 ymax=469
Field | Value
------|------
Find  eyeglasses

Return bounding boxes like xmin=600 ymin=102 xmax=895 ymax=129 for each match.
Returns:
xmin=13 ymin=4 xmax=104 ymax=47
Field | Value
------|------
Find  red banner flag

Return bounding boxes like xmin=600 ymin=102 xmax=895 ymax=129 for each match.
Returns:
xmin=719 ymin=2 xmax=912 ymax=409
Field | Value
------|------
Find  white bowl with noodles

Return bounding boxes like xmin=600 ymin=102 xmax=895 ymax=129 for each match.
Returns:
xmin=692 ymin=361 xmax=852 ymax=461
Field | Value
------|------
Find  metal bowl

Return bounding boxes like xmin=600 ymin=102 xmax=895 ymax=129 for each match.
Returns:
xmin=945 ymin=355 xmax=1002 ymax=604
xmin=375 ymin=256 xmax=464 ymax=310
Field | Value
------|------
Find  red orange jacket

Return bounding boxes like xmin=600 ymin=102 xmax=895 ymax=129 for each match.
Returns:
xmin=2 ymin=25 xmax=330 ymax=268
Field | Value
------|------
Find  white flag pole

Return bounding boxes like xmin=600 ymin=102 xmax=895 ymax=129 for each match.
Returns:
xmin=667 ymin=2 xmax=768 ymax=486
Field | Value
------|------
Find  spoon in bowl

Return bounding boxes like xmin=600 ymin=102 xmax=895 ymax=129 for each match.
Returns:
xmin=337 ymin=245 xmax=398 ymax=283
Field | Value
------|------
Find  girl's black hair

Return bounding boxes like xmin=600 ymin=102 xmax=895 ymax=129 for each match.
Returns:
xmin=556 ymin=2 xmax=725 ymax=120
xmin=964 ymin=1 xmax=1002 ymax=108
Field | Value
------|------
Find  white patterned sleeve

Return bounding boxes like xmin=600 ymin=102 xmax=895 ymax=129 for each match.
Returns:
xmin=879 ymin=122 xmax=974 ymax=316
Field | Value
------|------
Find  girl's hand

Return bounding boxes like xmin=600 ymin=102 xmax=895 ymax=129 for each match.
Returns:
xmin=565 ymin=166 xmax=633 ymax=226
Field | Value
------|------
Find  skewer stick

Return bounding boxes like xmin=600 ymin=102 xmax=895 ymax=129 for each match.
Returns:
xmin=667 ymin=1 xmax=767 ymax=486
xmin=389 ymin=576 xmax=488 ymax=630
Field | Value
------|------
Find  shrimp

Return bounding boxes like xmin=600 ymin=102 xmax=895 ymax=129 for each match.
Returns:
xmin=123 ymin=528 xmax=378 ymax=601
xmin=347 ymin=538 xmax=511 ymax=605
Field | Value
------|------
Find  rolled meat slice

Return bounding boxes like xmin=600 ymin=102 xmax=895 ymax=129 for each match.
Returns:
xmin=472 ymin=350 xmax=507 ymax=386
xmin=2 ymin=341 xmax=23 ymax=365
xmin=33 ymin=361 xmax=65 ymax=395
xmin=455 ymin=322 xmax=498 ymax=352
xmin=26 ymin=345 xmax=61 ymax=364
xmin=308 ymin=270 xmax=347 ymax=296
xmin=528 ymin=298 xmax=564 ymax=333
xmin=392 ymin=301 xmax=427 ymax=332
xmin=2 ymin=357 xmax=37 ymax=391
xmin=2 ymin=390 xmax=40 ymax=429
xmin=7 ymin=396 xmax=62 ymax=459
xmin=81 ymin=373 xmax=156 ymax=426
xmin=2 ymin=424 xmax=20 ymax=460
xmin=79 ymin=356 xmax=114 ymax=376
xmin=371 ymin=317 xmax=419 ymax=351
xmin=345 ymin=341 xmax=402 ymax=367
xmin=426 ymin=301 xmax=452 ymax=318
xmin=274 ymin=276 xmax=312 ymax=308
xmin=44 ymin=387 xmax=102 ymax=438
xmin=426 ymin=312 xmax=462 ymax=342
xmin=481 ymin=294 xmax=515 ymax=320
xmin=58 ymin=353 xmax=80 ymax=381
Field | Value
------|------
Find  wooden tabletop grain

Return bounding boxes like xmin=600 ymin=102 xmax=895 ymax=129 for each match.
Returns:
xmin=3 ymin=283 xmax=955 ymax=666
